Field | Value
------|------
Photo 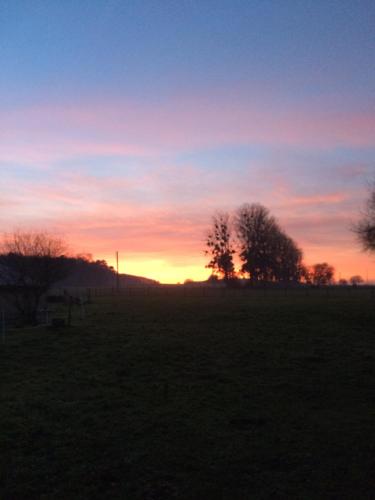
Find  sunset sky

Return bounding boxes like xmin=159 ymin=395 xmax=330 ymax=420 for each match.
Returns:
xmin=1 ymin=1 xmax=375 ymax=283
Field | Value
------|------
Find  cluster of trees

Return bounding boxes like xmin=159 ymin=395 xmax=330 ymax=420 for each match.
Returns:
xmin=0 ymin=232 xmax=71 ymax=324
xmin=206 ymin=203 xmax=336 ymax=285
xmin=206 ymin=185 xmax=375 ymax=286
xmin=338 ymin=275 xmax=364 ymax=286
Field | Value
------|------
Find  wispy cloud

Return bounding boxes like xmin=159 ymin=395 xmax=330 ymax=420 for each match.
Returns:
xmin=2 ymin=92 xmax=375 ymax=167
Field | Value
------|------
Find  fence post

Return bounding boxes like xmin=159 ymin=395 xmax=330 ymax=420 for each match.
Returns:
xmin=80 ymin=297 xmax=85 ymax=320
xmin=67 ymin=297 xmax=72 ymax=326
xmin=1 ymin=302 xmax=5 ymax=343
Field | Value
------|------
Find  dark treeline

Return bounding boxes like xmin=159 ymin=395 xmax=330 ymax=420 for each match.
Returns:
xmin=0 ymin=250 xmax=156 ymax=291
xmin=0 ymin=232 xmax=157 ymax=324
xmin=206 ymin=203 xmax=335 ymax=285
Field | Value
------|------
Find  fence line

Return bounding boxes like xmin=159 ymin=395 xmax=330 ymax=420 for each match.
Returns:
xmin=57 ymin=285 xmax=375 ymax=300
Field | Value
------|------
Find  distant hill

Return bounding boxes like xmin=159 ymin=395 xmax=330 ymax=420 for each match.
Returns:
xmin=118 ymin=273 xmax=159 ymax=287
xmin=57 ymin=258 xmax=159 ymax=288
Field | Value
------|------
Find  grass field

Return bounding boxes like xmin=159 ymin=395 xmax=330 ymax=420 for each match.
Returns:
xmin=1 ymin=289 xmax=375 ymax=499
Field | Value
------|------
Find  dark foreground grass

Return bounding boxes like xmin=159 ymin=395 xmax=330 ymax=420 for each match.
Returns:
xmin=1 ymin=290 xmax=375 ymax=499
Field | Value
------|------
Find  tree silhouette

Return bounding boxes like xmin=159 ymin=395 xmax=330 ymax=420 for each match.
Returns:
xmin=235 ymin=203 xmax=277 ymax=282
xmin=205 ymin=212 xmax=235 ymax=281
xmin=310 ymin=263 xmax=335 ymax=286
xmin=271 ymin=230 xmax=304 ymax=283
xmin=234 ymin=203 xmax=303 ymax=283
xmin=0 ymin=232 xmax=71 ymax=324
xmin=349 ymin=275 xmax=364 ymax=286
xmin=354 ymin=183 xmax=375 ymax=252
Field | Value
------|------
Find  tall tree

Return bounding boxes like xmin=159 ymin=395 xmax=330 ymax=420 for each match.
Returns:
xmin=205 ymin=212 xmax=235 ymax=281
xmin=354 ymin=184 xmax=375 ymax=252
xmin=235 ymin=203 xmax=276 ymax=281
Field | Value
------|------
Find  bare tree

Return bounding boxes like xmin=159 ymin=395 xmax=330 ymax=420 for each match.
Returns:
xmin=0 ymin=231 xmax=71 ymax=324
xmin=354 ymin=183 xmax=375 ymax=252
xmin=205 ymin=212 xmax=235 ymax=281
xmin=310 ymin=263 xmax=335 ymax=286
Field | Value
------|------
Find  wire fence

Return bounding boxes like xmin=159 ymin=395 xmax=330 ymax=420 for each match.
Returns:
xmin=57 ymin=284 xmax=375 ymax=300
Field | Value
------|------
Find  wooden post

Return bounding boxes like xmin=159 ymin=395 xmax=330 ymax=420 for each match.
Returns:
xmin=67 ymin=297 xmax=72 ymax=326
xmin=80 ymin=297 xmax=85 ymax=320
xmin=116 ymin=251 xmax=120 ymax=293
xmin=1 ymin=301 xmax=5 ymax=343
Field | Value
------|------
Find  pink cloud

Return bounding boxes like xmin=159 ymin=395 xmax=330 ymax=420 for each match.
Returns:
xmin=1 ymin=92 xmax=374 ymax=166
xmin=273 ymin=192 xmax=348 ymax=209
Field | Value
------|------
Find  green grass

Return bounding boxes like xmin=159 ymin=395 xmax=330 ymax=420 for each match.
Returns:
xmin=1 ymin=290 xmax=375 ymax=499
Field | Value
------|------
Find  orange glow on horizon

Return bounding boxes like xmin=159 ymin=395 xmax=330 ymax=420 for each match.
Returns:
xmin=105 ymin=256 xmax=211 ymax=284
xmin=97 ymin=253 xmax=375 ymax=285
